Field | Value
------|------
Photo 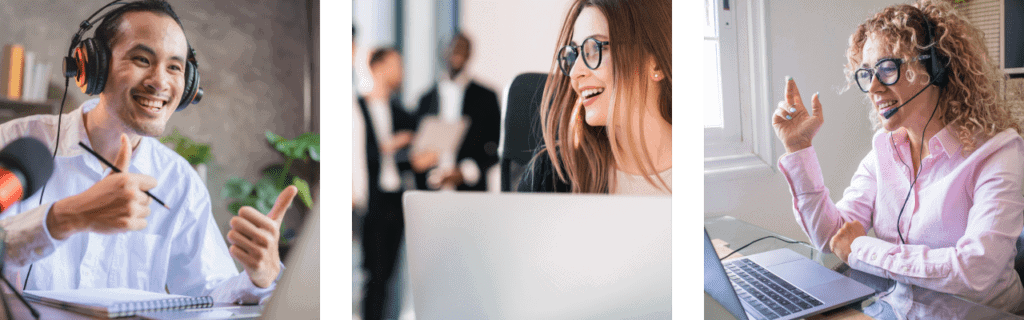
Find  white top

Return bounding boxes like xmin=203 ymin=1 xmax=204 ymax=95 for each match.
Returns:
xmin=352 ymin=95 xmax=368 ymax=211
xmin=0 ymin=99 xmax=277 ymax=304
xmin=612 ymin=168 xmax=672 ymax=195
xmin=366 ymin=98 xmax=401 ymax=192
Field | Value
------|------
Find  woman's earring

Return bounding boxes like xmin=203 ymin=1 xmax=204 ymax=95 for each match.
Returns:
xmin=651 ymin=73 xmax=661 ymax=81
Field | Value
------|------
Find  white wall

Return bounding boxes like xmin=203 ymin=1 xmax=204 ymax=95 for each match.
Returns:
xmin=460 ymin=0 xmax=570 ymax=92
xmin=401 ymin=0 xmax=437 ymax=108
xmin=705 ymin=0 xmax=901 ymax=241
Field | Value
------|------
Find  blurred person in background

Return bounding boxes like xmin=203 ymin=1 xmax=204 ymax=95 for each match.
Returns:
xmin=412 ymin=32 xmax=501 ymax=191
xmin=355 ymin=47 xmax=417 ymax=320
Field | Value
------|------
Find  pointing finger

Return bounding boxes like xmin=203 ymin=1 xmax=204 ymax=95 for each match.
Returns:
xmin=786 ymin=77 xmax=805 ymax=110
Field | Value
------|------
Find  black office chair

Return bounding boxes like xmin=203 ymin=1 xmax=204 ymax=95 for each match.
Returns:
xmin=500 ymin=72 xmax=548 ymax=191
xmin=1015 ymin=224 xmax=1024 ymax=286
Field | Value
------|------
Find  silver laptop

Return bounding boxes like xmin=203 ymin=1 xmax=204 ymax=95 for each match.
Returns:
xmin=403 ymin=191 xmax=671 ymax=319
xmin=704 ymin=229 xmax=875 ymax=320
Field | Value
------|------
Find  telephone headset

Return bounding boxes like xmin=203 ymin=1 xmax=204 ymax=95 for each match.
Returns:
xmin=882 ymin=11 xmax=948 ymax=297
xmin=28 ymin=0 xmax=203 ymax=290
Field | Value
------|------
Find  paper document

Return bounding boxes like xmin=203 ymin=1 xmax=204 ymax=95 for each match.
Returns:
xmin=411 ymin=116 xmax=471 ymax=156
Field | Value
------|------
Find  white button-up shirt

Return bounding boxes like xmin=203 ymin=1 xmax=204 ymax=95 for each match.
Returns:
xmin=0 ymin=99 xmax=276 ymax=304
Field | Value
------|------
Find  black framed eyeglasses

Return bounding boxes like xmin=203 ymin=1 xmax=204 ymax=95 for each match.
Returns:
xmin=854 ymin=55 xmax=930 ymax=92
xmin=558 ymin=37 xmax=611 ymax=76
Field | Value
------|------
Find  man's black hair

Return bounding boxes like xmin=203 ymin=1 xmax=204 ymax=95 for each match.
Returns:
xmin=95 ymin=0 xmax=187 ymax=50
xmin=369 ymin=47 xmax=398 ymax=68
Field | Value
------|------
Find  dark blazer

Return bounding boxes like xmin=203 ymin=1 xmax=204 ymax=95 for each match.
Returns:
xmin=415 ymin=80 xmax=501 ymax=191
xmin=516 ymin=146 xmax=572 ymax=193
xmin=357 ymin=96 xmax=418 ymax=203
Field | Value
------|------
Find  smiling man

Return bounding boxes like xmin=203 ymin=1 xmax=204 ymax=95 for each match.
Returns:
xmin=0 ymin=0 xmax=295 ymax=304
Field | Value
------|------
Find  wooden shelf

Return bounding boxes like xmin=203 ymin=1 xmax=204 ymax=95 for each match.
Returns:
xmin=0 ymin=98 xmax=56 ymax=123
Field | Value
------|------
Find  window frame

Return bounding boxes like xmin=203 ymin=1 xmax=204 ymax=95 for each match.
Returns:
xmin=704 ymin=0 xmax=776 ymax=181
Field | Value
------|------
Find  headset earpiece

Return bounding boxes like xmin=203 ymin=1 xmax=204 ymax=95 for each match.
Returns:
xmin=922 ymin=17 xmax=949 ymax=87
xmin=177 ymin=47 xmax=201 ymax=110
xmin=92 ymin=38 xmax=110 ymax=95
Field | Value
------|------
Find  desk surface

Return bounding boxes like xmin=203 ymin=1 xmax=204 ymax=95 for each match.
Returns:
xmin=0 ymin=291 xmax=262 ymax=320
xmin=705 ymin=216 xmax=1024 ymax=319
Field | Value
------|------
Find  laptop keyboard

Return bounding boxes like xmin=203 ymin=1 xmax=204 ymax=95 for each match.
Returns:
xmin=723 ymin=259 xmax=824 ymax=319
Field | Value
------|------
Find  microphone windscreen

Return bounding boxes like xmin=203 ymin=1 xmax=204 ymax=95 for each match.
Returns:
xmin=0 ymin=138 xmax=54 ymax=198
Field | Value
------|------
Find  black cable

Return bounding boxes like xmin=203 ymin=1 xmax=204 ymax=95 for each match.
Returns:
xmin=895 ymin=96 xmax=941 ymax=245
xmin=24 ymin=0 xmax=125 ymax=298
xmin=0 ymin=276 xmax=38 ymax=319
xmin=718 ymin=236 xmax=811 ymax=261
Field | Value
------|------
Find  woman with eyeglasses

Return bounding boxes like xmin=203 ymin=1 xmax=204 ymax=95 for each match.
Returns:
xmin=773 ymin=0 xmax=1024 ymax=312
xmin=518 ymin=0 xmax=671 ymax=194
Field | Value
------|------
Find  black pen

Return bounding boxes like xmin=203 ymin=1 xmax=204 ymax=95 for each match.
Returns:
xmin=78 ymin=142 xmax=170 ymax=209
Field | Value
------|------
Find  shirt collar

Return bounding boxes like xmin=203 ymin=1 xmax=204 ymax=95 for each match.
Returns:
xmin=931 ymin=124 xmax=961 ymax=159
xmin=889 ymin=124 xmax=961 ymax=160
xmin=71 ymin=98 xmax=156 ymax=175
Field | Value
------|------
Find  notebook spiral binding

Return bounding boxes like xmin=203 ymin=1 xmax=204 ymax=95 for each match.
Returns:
xmin=109 ymin=296 xmax=214 ymax=317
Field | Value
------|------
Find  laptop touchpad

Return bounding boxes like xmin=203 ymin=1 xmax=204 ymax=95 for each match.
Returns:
xmin=766 ymin=259 xmax=843 ymax=288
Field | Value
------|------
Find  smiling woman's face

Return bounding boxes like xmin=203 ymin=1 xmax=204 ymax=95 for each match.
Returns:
xmin=569 ymin=6 xmax=613 ymax=127
xmin=860 ymin=33 xmax=937 ymax=133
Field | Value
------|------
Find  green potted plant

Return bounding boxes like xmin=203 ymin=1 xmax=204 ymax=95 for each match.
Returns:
xmin=160 ymin=129 xmax=213 ymax=182
xmin=222 ymin=131 xmax=319 ymax=246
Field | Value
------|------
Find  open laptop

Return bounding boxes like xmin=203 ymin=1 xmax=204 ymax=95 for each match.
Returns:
xmin=403 ymin=191 xmax=671 ymax=319
xmin=704 ymin=229 xmax=875 ymax=320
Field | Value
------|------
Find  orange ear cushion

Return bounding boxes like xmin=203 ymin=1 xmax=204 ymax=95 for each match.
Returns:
xmin=73 ymin=46 xmax=89 ymax=93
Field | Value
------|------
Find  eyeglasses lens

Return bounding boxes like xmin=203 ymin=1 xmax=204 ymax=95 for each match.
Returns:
xmin=877 ymin=60 xmax=898 ymax=85
xmin=856 ymin=60 xmax=900 ymax=92
xmin=582 ymin=38 xmax=601 ymax=69
xmin=559 ymin=46 xmax=577 ymax=76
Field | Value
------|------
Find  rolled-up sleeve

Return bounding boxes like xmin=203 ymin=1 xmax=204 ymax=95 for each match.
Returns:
xmin=1 ymin=203 xmax=67 ymax=268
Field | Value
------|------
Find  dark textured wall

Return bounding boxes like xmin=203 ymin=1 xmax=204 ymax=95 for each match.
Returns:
xmin=0 ymin=0 xmax=315 ymax=237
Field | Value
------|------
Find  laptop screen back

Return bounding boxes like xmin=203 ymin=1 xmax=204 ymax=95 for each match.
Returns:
xmin=404 ymin=191 xmax=671 ymax=319
xmin=705 ymin=229 xmax=749 ymax=320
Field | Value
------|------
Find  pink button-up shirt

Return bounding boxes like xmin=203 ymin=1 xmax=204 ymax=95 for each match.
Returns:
xmin=779 ymin=126 xmax=1024 ymax=313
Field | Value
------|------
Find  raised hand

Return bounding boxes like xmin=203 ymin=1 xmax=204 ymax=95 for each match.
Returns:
xmin=228 ymin=185 xmax=298 ymax=288
xmin=772 ymin=77 xmax=824 ymax=153
xmin=48 ymin=134 xmax=158 ymax=239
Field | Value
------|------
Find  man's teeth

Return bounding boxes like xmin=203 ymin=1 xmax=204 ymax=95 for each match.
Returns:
xmin=878 ymin=100 xmax=897 ymax=109
xmin=581 ymin=88 xmax=605 ymax=99
xmin=135 ymin=96 xmax=164 ymax=109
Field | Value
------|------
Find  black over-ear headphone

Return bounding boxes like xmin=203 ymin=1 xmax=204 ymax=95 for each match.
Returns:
xmin=921 ymin=15 xmax=949 ymax=87
xmin=61 ymin=0 xmax=203 ymax=111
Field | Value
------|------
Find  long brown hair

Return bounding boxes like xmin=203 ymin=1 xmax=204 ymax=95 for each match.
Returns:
xmin=844 ymin=0 xmax=1019 ymax=153
xmin=538 ymin=0 xmax=671 ymax=193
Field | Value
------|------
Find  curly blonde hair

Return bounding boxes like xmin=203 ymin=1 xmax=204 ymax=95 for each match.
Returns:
xmin=844 ymin=0 xmax=1019 ymax=153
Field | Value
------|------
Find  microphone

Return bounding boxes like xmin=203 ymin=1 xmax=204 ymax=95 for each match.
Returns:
xmin=882 ymin=83 xmax=932 ymax=119
xmin=0 ymin=138 xmax=55 ymax=211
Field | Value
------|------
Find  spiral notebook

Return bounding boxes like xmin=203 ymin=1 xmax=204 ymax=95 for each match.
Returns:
xmin=24 ymin=288 xmax=213 ymax=318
